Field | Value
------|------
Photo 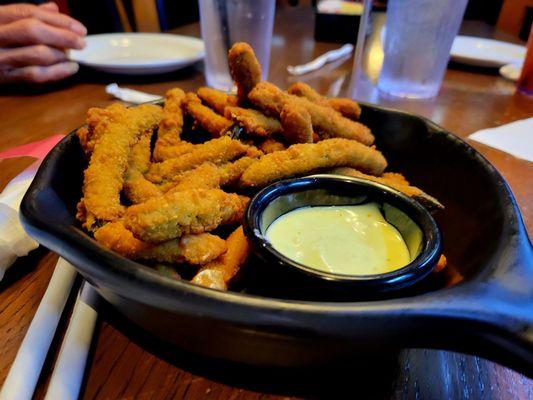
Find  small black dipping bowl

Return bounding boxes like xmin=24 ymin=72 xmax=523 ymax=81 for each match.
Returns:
xmin=244 ymin=175 xmax=442 ymax=295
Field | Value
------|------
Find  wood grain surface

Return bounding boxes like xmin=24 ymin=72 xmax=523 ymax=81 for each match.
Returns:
xmin=0 ymin=3 xmax=532 ymax=399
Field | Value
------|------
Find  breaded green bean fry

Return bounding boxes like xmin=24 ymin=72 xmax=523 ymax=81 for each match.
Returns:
xmin=124 ymin=133 xmax=163 ymax=204
xmin=95 ymin=221 xmax=227 ymax=265
xmin=197 ymin=86 xmax=238 ymax=115
xmin=228 ymin=42 xmax=262 ymax=104
xmin=81 ymin=104 xmax=163 ymax=230
xmin=240 ymin=138 xmax=387 ymax=187
xmin=146 ymin=136 xmax=250 ymax=183
xmin=329 ymin=167 xmax=443 ymax=210
xmin=183 ymin=92 xmax=233 ymax=138
xmin=279 ymin=102 xmax=313 ymax=144
xmin=124 ymin=188 xmax=249 ymax=243
xmin=224 ymin=106 xmax=282 ymax=137
xmin=288 ymin=82 xmax=361 ymax=120
xmin=191 ymin=226 xmax=250 ymax=290
xmin=249 ymin=82 xmax=374 ymax=145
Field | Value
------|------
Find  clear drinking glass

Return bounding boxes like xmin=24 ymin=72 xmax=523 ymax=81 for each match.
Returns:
xmin=351 ymin=0 xmax=468 ymax=99
xmin=198 ymin=0 xmax=276 ymax=92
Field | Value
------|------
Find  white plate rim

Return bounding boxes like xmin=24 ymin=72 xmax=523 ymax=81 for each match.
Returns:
xmin=69 ymin=33 xmax=205 ymax=69
xmin=450 ymin=35 xmax=526 ymax=67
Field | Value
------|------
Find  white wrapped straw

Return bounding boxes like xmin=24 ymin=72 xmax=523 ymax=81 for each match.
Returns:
xmin=0 ymin=259 xmax=77 ymax=400
xmin=44 ymin=281 xmax=98 ymax=400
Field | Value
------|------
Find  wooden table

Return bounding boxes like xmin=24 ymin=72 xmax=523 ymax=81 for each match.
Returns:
xmin=0 ymin=4 xmax=532 ymax=399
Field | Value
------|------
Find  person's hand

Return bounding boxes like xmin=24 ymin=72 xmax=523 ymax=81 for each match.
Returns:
xmin=0 ymin=2 xmax=87 ymax=84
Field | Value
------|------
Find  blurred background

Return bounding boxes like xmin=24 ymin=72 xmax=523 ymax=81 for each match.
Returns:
xmin=0 ymin=0 xmax=530 ymax=41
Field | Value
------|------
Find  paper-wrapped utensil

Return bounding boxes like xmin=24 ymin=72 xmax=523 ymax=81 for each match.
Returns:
xmin=105 ymin=83 xmax=162 ymax=104
xmin=44 ymin=281 xmax=98 ymax=400
xmin=0 ymin=258 xmax=77 ymax=400
xmin=287 ymin=44 xmax=353 ymax=75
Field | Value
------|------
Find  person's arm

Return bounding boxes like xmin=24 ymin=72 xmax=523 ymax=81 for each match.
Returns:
xmin=0 ymin=2 xmax=86 ymax=84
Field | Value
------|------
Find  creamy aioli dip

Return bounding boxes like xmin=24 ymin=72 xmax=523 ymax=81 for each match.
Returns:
xmin=265 ymin=203 xmax=410 ymax=275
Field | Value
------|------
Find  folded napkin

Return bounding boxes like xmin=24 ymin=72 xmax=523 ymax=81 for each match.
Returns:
xmin=0 ymin=136 xmax=82 ymax=400
xmin=468 ymin=118 xmax=533 ymax=162
xmin=0 ymin=165 xmax=39 ymax=278
xmin=0 ymin=135 xmax=64 ymax=279
xmin=287 ymin=44 xmax=353 ymax=76
xmin=105 ymin=83 xmax=162 ymax=104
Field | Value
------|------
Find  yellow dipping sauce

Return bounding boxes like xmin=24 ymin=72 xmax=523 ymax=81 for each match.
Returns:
xmin=265 ymin=203 xmax=411 ymax=275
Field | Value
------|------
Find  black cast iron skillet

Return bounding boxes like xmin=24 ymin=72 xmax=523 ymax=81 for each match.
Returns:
xmin=20 ymin=103 xmax=533 ymax=376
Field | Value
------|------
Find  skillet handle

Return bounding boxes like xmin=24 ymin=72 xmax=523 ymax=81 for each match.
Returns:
xmin=424 ymin=232 xmax=533 ymax=376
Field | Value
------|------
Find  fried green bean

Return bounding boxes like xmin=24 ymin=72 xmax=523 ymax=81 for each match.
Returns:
xmin=228 ymin=42 xmax=262 ymax=104
xmin=124 ymin=133 xmax=163 ymax=204
xmin=240 ymin=138 xmax=387 ymax=187
xmin=146 ymin=136 xmax=250 ymax=183
xmin=124 ymin=188 xmax=249 ymax=243
xmin=80 ymin=104 xmax=163 ymax=230
xmin=288 ymin=82 xmax=361 ymax=120
xmin=248 ymin=82 xmax=374 ymax=145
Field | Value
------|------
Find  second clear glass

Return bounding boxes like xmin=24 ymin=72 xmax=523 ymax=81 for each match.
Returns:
xmin=351 ymin=0 xmax=468 ymax=99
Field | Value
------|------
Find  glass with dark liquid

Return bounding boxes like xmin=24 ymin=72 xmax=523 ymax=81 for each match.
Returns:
xmin=518 ymin=27 xmax=533 ymax=96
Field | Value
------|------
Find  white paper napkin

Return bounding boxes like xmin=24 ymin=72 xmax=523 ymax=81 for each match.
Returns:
xmin=468 ymin=118 xmax=533 ymax=162
xmin=105 ymin=83 xmax=162 ymax=104
xmin=0 ymin=165 xmax=39 ymax=280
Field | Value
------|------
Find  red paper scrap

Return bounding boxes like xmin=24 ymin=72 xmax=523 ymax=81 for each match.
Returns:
xmin=0 ymin=134 xmax=64 ymax=161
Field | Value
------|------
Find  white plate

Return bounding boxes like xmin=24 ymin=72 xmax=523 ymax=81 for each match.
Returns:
xmin=450 ymin=36 xmax=526 ymax=68
xmin=69 ymin=33 xmax=204 ymax=75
